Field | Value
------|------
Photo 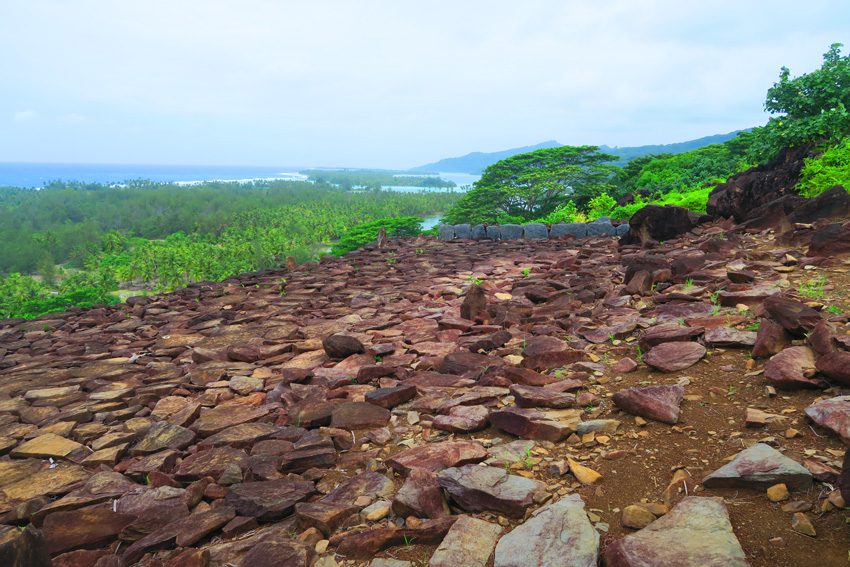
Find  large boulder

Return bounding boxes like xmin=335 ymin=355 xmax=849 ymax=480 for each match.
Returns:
xmin=808 ymin=221 xmax=850 ymax=257
xmin=499 ymin=224 xmax=523 ymax=240
xmin=619 ymin=205 xmax=700 ymax=246
xmin=586 ymin=217 xmax=617 ymax=237
xmin=550 ymin=223 xmax=587 ymax=238
xmin=454 ymin=224 xmax=471 ymax=239
xmin=522 ymin=223 xmax=549 ymax=239
xmin=438 ymin=224 xmax=455 ymax=241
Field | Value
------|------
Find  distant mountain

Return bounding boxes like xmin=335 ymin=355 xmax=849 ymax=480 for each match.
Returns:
xmin=409 ymin=131 xmax=745 ymax=174
xmin=600 ymin=130 xmax=744 ymax=166
xmin=409 ymin=140 xmax=561 ymax=174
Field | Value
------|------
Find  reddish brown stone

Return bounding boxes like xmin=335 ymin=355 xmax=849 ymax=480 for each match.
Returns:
xmin=613 ymin=385 xmax=685 ymax=424
xmin=387 ymin=441 xmax=487 ymax=475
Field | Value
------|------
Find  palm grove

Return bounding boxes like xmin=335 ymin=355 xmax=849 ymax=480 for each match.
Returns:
xmin=2 ymin=44 xmax=849 ymax=320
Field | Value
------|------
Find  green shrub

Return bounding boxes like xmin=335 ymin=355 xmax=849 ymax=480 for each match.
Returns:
xmin=331 ymin=216 xmax=423 ymax=256
xmin=587 ymin=193 xmax=617 ymax=220
xmin=798 ymin=137 xmax=850 ymax=197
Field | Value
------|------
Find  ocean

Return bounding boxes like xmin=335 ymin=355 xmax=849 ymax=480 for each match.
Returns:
xmin=0 ymin=163 xmax=480 ymax=190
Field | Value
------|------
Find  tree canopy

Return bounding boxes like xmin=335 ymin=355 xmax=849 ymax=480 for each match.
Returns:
xmin=442 ymin=145 xmax=617 ymax=224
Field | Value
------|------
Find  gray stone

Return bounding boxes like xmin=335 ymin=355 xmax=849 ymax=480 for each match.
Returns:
xmin=437 ymin=465 xmax=545 ymax=517
xmin=702 ymin=443 xmax=812 ymax=491
xmin=371 ymin=560 xmax=412 ymax=567
xmin=586 ymin=220 xmax=616 ymax=237
xmin=615 ymin=223 xmax=630 ymax=236
xmin=805 ymin=395 xmax=850 ymax=444
xmin=485 ymin=225 xmax=501 ymax=240
xmin=494 ymin=494 xmax=598 ymax=567
xmin=438 ymin=224 xmax=454 ymax=241
xmin=453 ymin=224 xmax=471 ymax=239
xmin=603 ymin=497 xmax=747 ymax=567
xmin=499 ymin=224 xmax=523 ymax=240
xmin=555 ymin=222 xmax=588 ymax=238
xmin=430 ymin=515 xmax=501 ymax=567
xmin=471 ymin=224 xmax=488 ymax=240
xmin=522 ymin=223 xmax=549 ymax=239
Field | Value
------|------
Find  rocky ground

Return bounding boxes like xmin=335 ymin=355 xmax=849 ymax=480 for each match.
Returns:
xmin=1 ymin=220 xmax=850 ymax=567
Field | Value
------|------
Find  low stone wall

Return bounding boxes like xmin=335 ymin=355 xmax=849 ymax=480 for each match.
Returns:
xmin=438 ymin=218 xmax=629 ymax=241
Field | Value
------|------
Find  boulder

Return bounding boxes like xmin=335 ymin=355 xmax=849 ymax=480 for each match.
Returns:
xmin=808 ymin=221 xmax=850 ymax=257
xmin=620 ymin=205 xmax=697 ymax=246
xmin=330 ymin=402 xmax=390 ymax=430
xmin=485 ymin=225 xmax=501 ymax=239
xmin=499 ymin=224 xmax=523 ymax=240
xmin=322 ymin=471 xmax=395 ymax=505
xmin=613 ymin=385 xmax=685 ymax=424
xmin=764 ymin=296 xmax=822 ymax=337
xmin=438 ymin=225 xmax=454 ymax=241
xmin=702 ymin=443 xmax=812 ymax=491
xmin=471 ymin=224 xmax=488 ymax=240
xmin=752 ymin=318 xmax=791 ymax=357
xmin=510 ymin=383 xmax=575 ymax=408
xmin=603 ymin=497 xmax=747 ymax=567
xmin=704 ymin=327 xmax=757 ymax=348
xmin=815 ymin=351 xmax=850 ymax=386
xmin=586 ymin=218 xmax=616 ymax=237
xmin=460 ymin=284 xmax=487 ymax=321
xmin=550 ymin=223 xmax=587 ymax=238
xmin=454 ymin=224 xmax=471 ymax=239
xmin=322 ymin=334 xmax=365 ymax=359
xmin=0 ymin=525 xmax=52 ymax=567
xmin=494 ymin=494 xmax=598 ymax=567
xmin=437 ymin=465 xmax=545 ymax=517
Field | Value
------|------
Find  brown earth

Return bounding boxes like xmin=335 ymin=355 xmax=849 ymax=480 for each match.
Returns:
xmin=1 ymin=222 xmax=849 ymax=566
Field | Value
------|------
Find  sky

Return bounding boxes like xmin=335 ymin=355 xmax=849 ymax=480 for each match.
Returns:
xmin=1 ymin=1 xmax=848 ymax=169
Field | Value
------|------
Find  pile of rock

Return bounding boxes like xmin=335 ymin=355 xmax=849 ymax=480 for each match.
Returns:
xmin=438 ymin=217 xmax=628 ymax=241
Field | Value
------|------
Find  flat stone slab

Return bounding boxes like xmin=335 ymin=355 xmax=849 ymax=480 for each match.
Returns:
xmin=604 ymin=497 xmax=747 ymax=567
xmin=430 ymin=515 xmax=501 ymax=567
xmin=764 ymin=346 xmax=819 ymax=389
xmin=494 ymin=494 xmax=598 ymax=567
xmin=225 ymin=479 xmax=315 ymax=521
xmin=387 ymin=440 xmax=487 ymax=475
xmin=433 ymin=405 xmax=489 ymax=433
xmin=613 ymin=385 xmax=685 ymax=424
xmin=437 ymin=465 xmax=545 ymax=518
xmin=11 ymin=433 xmax=84 ymax=459
xmin=702 ymin=443 xmax=812 ymax=491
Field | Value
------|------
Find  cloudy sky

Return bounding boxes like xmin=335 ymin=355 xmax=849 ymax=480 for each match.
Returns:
xmin=1 ymin=1 xmax=848 ymax=168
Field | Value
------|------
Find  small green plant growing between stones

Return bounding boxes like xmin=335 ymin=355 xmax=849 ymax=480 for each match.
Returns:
xmin=278 ymin=278 xmax=287 ymax=296
xmin=521 ymin=267 xmax=531 ymax=277
xmin=683 ymin=278 xmax=695 ymax=291
xmin=402 ymin=535 xmax=416 ymax=548
xmin=522 ymin=447 xmax=533 ymax=469
xmin=584 ymin=403 xmax=595 ymax=413
xmin=466 ymin=274 xmax=484 ymax=285
xmin=374 ymin=355 xmax=383 ymax=363
xmin=744 ymin=322 xmax=761 ymax=332
xmin=726 ymin=385 xmax=736 ymax=398
xmin=799 ymin=275 xmax=828 ymax=299
xmin=635 ymin=345 xmax=644 ymax=363
xmin=416 ymin=248 xmax=425 ymax=254
xmin=826 ymin=305 xmax=844 ymax=315
xmin=386 ymin=256 xmax=397 ymax=266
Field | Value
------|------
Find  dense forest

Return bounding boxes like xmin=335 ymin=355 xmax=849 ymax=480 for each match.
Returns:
xmin=0 ymin=181 xmax=459 ymax=319
xmin=301 ymin=169 xmax=456 ymax=189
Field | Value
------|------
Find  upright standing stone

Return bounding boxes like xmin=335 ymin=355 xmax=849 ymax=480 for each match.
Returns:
xmin=494 ymin=494 xmax=598 ymax=567
xmin=522 ymin=223 xmax=548 ymax=239
xmin=438 ymin=225 xmax=454 ymax=241
xmin=499 ymin=224 xmax=523 ymax=240
xmin=453 ymin=224 xmax=471 ymax=239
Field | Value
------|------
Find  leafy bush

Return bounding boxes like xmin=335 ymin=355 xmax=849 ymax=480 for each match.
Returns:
xmin=587 ymin=193 xmax=616 ymax=220
xmin=797 ymin=137 xmax=850 ymax=197
xmin=331 ymin=217 xmax=423 ymax=256
xmin=530 ymin=201 xmax=578 ymax=224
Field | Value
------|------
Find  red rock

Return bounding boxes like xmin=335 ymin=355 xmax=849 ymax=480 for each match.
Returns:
xmin=502 ymin=366 xmax=561 ymax=386
xmin=335 ymin=517 xmax=456 ymax=559
xmin=613 ymin=385 xmax=685 ymax=424
xmin=387 ymin=441 xmax=487 ymax=475
xmin=392 ymin=467 xmax=449 ymax=519
xmin=438 ymin=351 xmax=504 ymax=375
xmin=764 ymin=346 xmax=819 ymax=389
xmin=637 ymin=323 xmax=704 ymax=351
xmin=330 ymin=401 xmax=390 ymax=430
xmin=752 ymin=318 xmax=791 ymax=358
xmin=808 ymin=221 xmax=850 ymax=257
xmin=433 ymin=405 xmax=490 ymax=433
xmin=364 ymin=384 xmax=417 ymax=408
xmin=489 ymin=407 xmax=581 ymax=442
xmin=815 ymin=351 xmax=850 ymax=386
xmin=704 ymin=327 xmax=757 ymax=347
xmin=437 ymin=465 xmax=545 ymax=517
xmin=295 ymin=501 xmax=359 ymax=535
xmin=510 ymin=383 xmax=575 ymax=408
xmin=176 ymin=446 xmax=249 ymax=481
xmin=225 ymin=479 xmax=315 ymax=521
xmin=619 ymin=205 xmax=698 ymax=246
xmin=42 ymin=508 xmax=136 ymax=555
xmin=805 ymin=396 xmax=850 ymax=443
xmin=611 ymin=357 xmax=638 ymax=373
xmin=461 ymin=284 xmax=487 ymax=321
xmin=279 ymin=431 xmax=337 ymax=473
xmin=322 ymin=471 xmax=395 ymax=505
xmin=0 ymin=525 xmax=52 ymax=567
xmin=643 ymin=342 xmax=705 ymax=372
xmin=807 ymin=320 xmax=836 ymax=355
xmin=764 ymin=295 xmax=822 ymax=337
xmin=322 ymin=334 xmax=365 ymax=359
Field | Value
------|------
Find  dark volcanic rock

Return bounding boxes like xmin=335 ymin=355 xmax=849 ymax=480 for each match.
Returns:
xmin=620 ymin=205 xmax=698 ymax=246
xmin=702 ymin=443 xmax=812 ymax=491
xmin=643 ymin=342 xmax=706 ymax=372
xmin=322 ymin=334 xmax=365 ymax=359
xmin=809 ymin=221 xmax=850 ymax=257
xmin=437 ymin=465 xmax=545 ymax=518
xmin=613 ymin=385 xmax=685 ymax=424
xmin=603 ymin=497 xmax=747 ymax=567
xmin=494 ymin=494 xmax=598 ymax=567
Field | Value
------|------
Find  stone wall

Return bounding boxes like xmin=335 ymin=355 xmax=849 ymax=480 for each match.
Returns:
xmin=438 ymin=217 xmax=629 ymax=241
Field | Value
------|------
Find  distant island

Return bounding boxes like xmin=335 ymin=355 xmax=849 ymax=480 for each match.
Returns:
xmin=410 ymin=130 xmax=744 ymax=173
